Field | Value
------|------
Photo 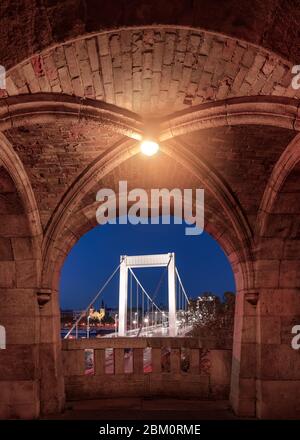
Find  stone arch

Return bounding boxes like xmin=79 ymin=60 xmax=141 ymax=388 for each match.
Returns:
xmin=0 ymin=133 xmax=42 ymax=242
xmin=0 ymin=94 xmax=143 ymax=139
xmin=39 ymin=131 xmax=257 ymax=417
xmin=257 ymin=133 xmax=300 ymax=238
xmin=41 ymin=137 xmax=254 ymax=290
xmin=0 ymin=89 xmax=297 ymax=418
xmin=0 ymin=94 xmax=299 ymax=137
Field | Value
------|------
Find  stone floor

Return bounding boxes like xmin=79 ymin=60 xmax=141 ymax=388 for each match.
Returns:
xmin=43 ymin=398 xmax=242 ymax=420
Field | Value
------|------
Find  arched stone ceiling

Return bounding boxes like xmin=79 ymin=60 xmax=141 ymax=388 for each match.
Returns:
xmin=1 ymin=0 xmax=300 ymax=69
xmin=2 ymin=27 xmax=299 ymax=116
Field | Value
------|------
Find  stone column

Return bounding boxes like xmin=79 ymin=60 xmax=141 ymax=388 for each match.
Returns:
xmin=0 ymin=238 xmax=41 ymax=419
xmin=255 ymin=248 xmax=300 ymax=418
xmin=230 ymin=289 xmax=257 ymax=417
xmin=38 ymin=289 xmax=65 ymax=415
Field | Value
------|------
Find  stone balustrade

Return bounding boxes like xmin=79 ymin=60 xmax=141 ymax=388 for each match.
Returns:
xmin=62 ymin=337 xmax=232 ymax=401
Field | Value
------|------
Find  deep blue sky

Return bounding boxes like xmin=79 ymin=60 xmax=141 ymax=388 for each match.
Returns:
xmin=60 ymin=219 xmax=235 ymax=310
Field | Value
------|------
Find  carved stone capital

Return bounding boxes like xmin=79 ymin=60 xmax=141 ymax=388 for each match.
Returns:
xmin=37 ymin=289 xmax=52 ymax=307
xmin=245 ymin=291 xmax=259 ymax=306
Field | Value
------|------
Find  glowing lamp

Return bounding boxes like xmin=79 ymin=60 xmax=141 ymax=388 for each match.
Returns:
xmin=140 ymin=139 xmax=159 ymax=156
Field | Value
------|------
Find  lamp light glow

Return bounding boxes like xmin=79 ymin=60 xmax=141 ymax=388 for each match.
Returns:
xmin=140 ymin=139 xmax=159 ymax=156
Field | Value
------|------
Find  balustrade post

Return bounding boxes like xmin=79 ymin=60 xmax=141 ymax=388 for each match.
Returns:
xmin=94 ymin=349 xmax=105 ymax=375
xmin=133 ymin=348 xmax=144 ymax=374
xmin=115 ymin=348 xmax=124 ymax=374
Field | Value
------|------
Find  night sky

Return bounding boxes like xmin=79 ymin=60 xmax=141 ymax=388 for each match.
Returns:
xmin=60 ymin=218 xmax=235 ymax=310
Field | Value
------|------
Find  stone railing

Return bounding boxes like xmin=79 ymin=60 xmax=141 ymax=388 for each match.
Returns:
xmin=62 ymin=337 xmax=232 ymax=401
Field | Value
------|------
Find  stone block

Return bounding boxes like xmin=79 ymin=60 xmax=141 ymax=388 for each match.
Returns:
xmin=257 ymin=343 xmax=300 ymax=380
xmin=39 ymin=314 xmax=61 ymax=344
xmin=256 ymin=237 xmax=284 ymax=259
xmin=0 ymin=345 xmax=39 ymax=380
xmin=241 ymin=316 xmax=256 ymax=343
xmin=239 ymin=343 xmax=256 ymax=378
xmin=255 ymin=259 xmax=280 ymax=288
xmin=64 ymin=44 xmax=80 ymax=78
xmin=100 ymin=55 xmax=113 ymax=86
xmin=281 ymin=315 xmax=300 ymax=344
xmin=0 ymin=261 xmax=15 ymax=287
xmin=16 ymin=259 xmax=38 ymax=288
xmin=0 ymin=404 xmax=10 ymax=420
xmin=87 ymin=38 xmax=99 ymax=72
xmin=0 ymin=215 xmax=30 ymax=237
xmin=0 ymin=288 xmax=37 ymax=316
xmin=62 ymin=349 xmax=85 ymax=376
xmin=256 ymin=379 xmax=300 ymax=419
xmin=256 ymin=316 xmax=281 ymax=344
xmin=42 ymin=54 xmax=58 ymax=82
xmin=0 ymin=316 xmax=39 ymax=345
xmin=208 ymin=350 xmax=231 ymax=386
xmin=283 ymin=239 xmax=300 ymax=259
xmin=163 ymin=33 xmax=176 ymax=65
xmin=57 ymin=66 xmax=72 ymax=94
xmin=53 ymin=46 xmax=66 ymax=68
xmin=258 ymin=289 xmax=300 ymax=316
xmin=231 ymin=395 xmax=256 ymax=417
xmin=11 ymin=237 xmax=34 ymax=261
xmin=75 ymin=40 xmax=88 ymax=61
xmin=279 ymin=260 xmax=300 ymax=288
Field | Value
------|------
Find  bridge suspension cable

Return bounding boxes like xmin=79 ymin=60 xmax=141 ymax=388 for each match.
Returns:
xmin=175 ymin=267 xmax=190 ymax=305
xmin=128 ymin=267 xmax=162 ymax=313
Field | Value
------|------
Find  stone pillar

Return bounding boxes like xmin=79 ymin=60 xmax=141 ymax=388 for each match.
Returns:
xmin=0 ymin=239 xmax=41 ymax=419
xmin=38 ymin=289 xmax=65 ymax=415
xmin=230 ymin=290 xmax=257 ymax=417
xmin=255 ymin=251 xmax=300 ymax=418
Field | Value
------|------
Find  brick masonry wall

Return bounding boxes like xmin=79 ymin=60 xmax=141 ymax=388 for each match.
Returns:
xmin=1 ymin=0 xmax=300 ymax=70
xmin=3 ymin=28 xmax=299 ymax=115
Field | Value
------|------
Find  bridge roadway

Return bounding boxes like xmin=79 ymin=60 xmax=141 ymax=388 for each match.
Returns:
xmin=104 ymin=323 xmax=192 ymax=338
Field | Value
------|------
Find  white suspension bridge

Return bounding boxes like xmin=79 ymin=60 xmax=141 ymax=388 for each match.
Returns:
xmin=65 ymin=253 xmax=192 ymax=339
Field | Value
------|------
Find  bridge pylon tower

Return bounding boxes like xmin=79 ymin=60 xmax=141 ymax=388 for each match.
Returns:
xmin=118 ymin=253 xmax=177 ymax=336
